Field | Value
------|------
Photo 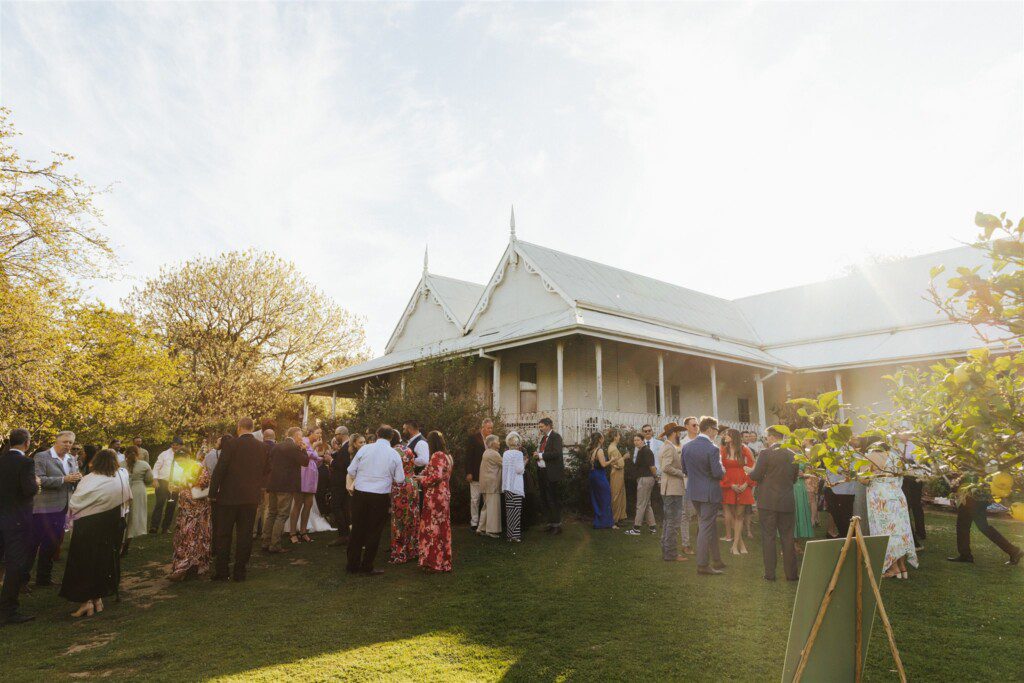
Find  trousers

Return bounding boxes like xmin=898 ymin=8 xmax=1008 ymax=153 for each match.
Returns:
xmin=759 ymin=509 xmax=798 ymax=580
xmin=213 ymin=504 xmax=257 ymax=580
xmin=693 ymin=500 xmax=723 ymax=568
xmin=634 ymin=477 xmax=657 ymax=528
xmin=347 ymin=490 xmax=390 ymax=572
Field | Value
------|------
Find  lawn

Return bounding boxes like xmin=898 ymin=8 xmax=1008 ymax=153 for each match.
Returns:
xmin=2 ymin=509 xmax=1021 ymax=682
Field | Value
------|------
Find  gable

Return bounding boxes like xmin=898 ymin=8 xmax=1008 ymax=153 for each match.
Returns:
xmin=470 ymin=252 xmax=572 ymax=333
xmin=389 ymin=289 xmax=464 ymax=352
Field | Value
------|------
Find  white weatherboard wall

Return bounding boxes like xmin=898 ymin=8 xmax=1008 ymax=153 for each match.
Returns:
xmin=390 ymin=291 xmax=463 ymax=353
xmin=471 ymin=258 xmax=570 ymax=334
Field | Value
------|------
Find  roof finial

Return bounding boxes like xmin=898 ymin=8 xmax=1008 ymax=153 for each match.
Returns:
xmin=423 ymin=245 xmax=429 ymax=275
xmin=510 ymin=204 xmax=516 ymax=241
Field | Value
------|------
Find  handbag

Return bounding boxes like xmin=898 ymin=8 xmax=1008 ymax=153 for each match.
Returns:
xmin=191 ymin=487 xmax=209 ymax=500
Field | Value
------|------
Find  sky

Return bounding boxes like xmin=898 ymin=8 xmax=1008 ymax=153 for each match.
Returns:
xmin=2 ymin=2 xmax=1022 ymax=353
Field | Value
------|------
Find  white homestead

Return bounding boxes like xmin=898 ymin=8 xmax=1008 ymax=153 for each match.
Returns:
xmin=292 ymin=216 xmax=989 ymax=444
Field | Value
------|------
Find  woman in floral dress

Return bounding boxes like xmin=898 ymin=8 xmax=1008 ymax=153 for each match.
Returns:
xmin=389 ymin=433 xmax=420 ymax=564
xmin=169 ymin=462 xmax=212 ymax=582
xmin=416 ymin=431 xmax=453 ymax=573
xmin=866 ymin=446 xmax=918 ymax=579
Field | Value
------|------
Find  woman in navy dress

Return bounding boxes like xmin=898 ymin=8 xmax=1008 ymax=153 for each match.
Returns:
xmin=588 ymin=432 xmax=616 ymax=529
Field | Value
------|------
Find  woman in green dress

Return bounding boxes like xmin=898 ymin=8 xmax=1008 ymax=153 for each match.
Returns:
xmin=793 ymin=463 xmax=815 ymax=552
xmin=121 ymin=445 xmax=153 ymax=557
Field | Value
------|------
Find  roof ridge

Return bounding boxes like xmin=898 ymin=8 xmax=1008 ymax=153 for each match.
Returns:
xmin=426 ymin=272 xmax=485 ymax=288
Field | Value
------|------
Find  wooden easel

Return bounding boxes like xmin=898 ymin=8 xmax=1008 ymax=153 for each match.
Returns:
xmin=792 ymin=516 xmax=907 ymax=683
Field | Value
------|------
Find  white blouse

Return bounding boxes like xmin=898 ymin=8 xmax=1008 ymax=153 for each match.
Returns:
xmin=69 ymin=470 xmax=132 ymax=520
xmin=501 ymin=449 xmax=525 ymax=496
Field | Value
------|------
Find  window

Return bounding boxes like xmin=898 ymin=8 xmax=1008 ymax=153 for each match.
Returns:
xmin=670 ymin=385 xmax=681 ymax=416
xmin=737 ymin=398 xmax=751 ymax=423
xmin=519 ymin=363 xmax=538 ymax=413
xmin=646 ymin=384 xmax=659 ymax=413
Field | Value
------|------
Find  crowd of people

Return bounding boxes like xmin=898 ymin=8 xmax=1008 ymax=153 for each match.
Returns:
xmin=1 ymin=411 xmax=1020 ymax=626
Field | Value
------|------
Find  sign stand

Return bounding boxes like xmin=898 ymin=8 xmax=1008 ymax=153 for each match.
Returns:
xmin=792 ymin=516 xmax=907 ymax=683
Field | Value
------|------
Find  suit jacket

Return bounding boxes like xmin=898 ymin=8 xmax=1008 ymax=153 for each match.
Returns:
xmin=681 ymin=435 xmax=725 ymax=503
xmin=466 ymin=431 xmax=485 ymax=481
xmin=33 ymin=449 xmax=73 ymax=513
xmin=209 ymin=433 xmax=269 ymax=506
xmin=329 ymin=441 xmax=351 ymax=493
xmin=659 ymin=441 xmax=686 ymax=496
xmin=266 ymin=439 xmax=309 ymax=493
xmin=747 ymin=445 xmax=798 ymax=512
xmin=538 ymin=430 xmax=565 ymax=482
xmin=479 ymin=449 xmax=503 ymax=494
xmin=0 ymin=450 xmax=37 ymax=528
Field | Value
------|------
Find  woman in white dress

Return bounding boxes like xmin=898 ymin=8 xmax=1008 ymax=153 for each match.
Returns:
xmin=121 ymin=445 xmax=153 ymax=556
xmin=865 ymin=446 xmax=919 ymax=579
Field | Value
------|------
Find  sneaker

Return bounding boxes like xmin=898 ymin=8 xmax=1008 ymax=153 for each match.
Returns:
xmin=649 ymin=526 xmax=658 ymax=535
xmin=625 ymin=528 xmax=641 ymax=536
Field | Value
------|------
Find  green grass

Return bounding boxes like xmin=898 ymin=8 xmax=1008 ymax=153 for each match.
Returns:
xmin=2 ymin=510 xmax=1021 ymax=682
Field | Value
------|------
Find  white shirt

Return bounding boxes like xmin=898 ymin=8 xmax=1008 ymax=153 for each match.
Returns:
xmin=49 ymin=447 xmax=68 ymax=475
xmin=501 ymin=449 xmax=526 ymax=496
xmin=408 ymin=433 xmax=430 ymax=467
xmin=347 ymin=439 xmax=405 ymax=494
xmin=153 ymin=448 xmax=175 ymax=481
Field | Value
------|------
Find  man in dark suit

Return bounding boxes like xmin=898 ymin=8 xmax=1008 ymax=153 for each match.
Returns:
xmin=465 ymin=419 xmax=491 ymax=530
xmin=328 ymin=427 xmax=351 ymax=547
xmin=1 ymin=429 xmax=39 ymax=624
xmin=681 ymin=416 xmax=726 ymax=575
xmin=260 ymin=428 xmax=309 ymax=553
xmin=746 ymin=427 xmax=800 ymax=581
xmin=209 ymin=417 xmax=269 ymax=582
xmin=536 ymin=417 xmax=565 ymax=535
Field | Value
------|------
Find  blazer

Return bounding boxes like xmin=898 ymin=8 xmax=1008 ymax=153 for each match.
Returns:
xmin=659 ymin=441 xmax=686 ymax=496
xmin=0 ymin=449 xmax=37 ymax=528
xmin=538 ymin=430 xmax=565 ymax=482
xmin=329 ymin=441 xmax=351 ymax=493
xmin=209 ymin=433 xmax=269 ymax=506
xmin=466 ymin=431 xmax=486 ymax=481
xmin=33 ymin=449 xmax=74 ymax=514
xmin=680 ymin=435 xmax=725 ymax=504
xmin=747 ymin=446 xmax=798 ymax=512
xmin=266 ymin=439 xmax=310 ymax=493
xmin=479 ymin=449 xmax=503 ymax=494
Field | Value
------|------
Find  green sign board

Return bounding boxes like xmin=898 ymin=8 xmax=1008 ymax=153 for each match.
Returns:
xmin=781 ymin=534 xmax=889 ymax=682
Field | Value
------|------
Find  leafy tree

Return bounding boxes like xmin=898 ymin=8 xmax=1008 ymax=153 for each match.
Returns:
xmin=127 ymin=250 xmax=368 ymax=434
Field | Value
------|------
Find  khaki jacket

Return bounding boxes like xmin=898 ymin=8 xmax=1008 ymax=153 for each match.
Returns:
xmin=659 ymin=441 xmax=686 ymax=496
xmin=479 ymin=449 xmax=503 ymax=494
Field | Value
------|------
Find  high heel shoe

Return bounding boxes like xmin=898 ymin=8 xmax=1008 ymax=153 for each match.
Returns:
xmin=71 ymin=602 xmax=95 ymax=618
xmin=94 ymin=598 xmax=104 ymax=613
xmin=730 ymin=547 xmax=740 ymax=555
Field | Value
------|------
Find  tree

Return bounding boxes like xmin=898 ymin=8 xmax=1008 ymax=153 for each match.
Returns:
xmin=127 ymin=250 xmax=368 ymax=433
xmin=0 ymin=107 xmax=113 ymax=288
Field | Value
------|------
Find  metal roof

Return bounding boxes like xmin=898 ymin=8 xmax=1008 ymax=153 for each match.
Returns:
xmin=425 ymin=274 xmax=484 ymax=326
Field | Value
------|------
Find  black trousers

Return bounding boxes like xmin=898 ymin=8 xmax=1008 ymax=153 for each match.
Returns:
xmin=150 ymin=480 xmax=177 ymax=532
xmin=213 ymin=504 xmax=257 ymax=580
xmin=347 ymin=491 xmax=390 ymax=572
xmin=824 ymin=490 xmax=855 ymax=537
xmin=956 ymin=496 xmax=1021 ymax=560
xmin=538 ymin=471 xmax=562 ymax=527
xmin=759 ymin=509 xmax=798 ymax=580
xmin=0 ymin=521 xmax=31 ymax=617
xmin=901 ymin=476 xmax=926 ymax=543
xmin=330 ymin=486 xmax=350 ymax=539
xmin=30 ymin=510 xmax=65 ymax=583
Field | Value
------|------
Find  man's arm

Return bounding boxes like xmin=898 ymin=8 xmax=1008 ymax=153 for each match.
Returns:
xmin=20 ymin=458 xmax=39 ymax=498
xmin=413 ymin=439 xmax=430 ymax=467
xmin=391 ymin=452 xmax=405 ymax=484
xmin=708 ymin=444 xmax=725 ymax=480
xmin=209 ymin=444 xmax=232 ymax=498
xmin=660 ymin=444 xmax=684 ymax=480
xmin=548 ymin=432 xmax=564 ymax=456
xmin=747 ymin=451 xmax=768 ymax=482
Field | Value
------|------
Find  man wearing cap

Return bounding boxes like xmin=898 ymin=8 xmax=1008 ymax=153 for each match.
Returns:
xmin=681 ymin=416 xmax=727 ymax=575
xmin=150 ymin=437 xmax=184 ymax=534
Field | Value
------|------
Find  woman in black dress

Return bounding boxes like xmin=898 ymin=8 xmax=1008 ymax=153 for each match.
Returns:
xmin=60 ymin=449 xmax=132 ymax=618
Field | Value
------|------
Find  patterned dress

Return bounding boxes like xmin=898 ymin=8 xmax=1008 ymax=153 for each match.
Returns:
xmin=389 ymin=447 xmax=420 ymax=564
xmin=417 ymin=451 xmax=453 ymax=572
xmin=171 ymin=467 xmax=212 ymax=575
xmin=867 ymin=452 xmax=919 ymax=571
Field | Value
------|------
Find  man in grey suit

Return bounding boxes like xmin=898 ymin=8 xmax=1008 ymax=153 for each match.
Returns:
xmin=746 ymin=427 xmax=799 ymax=581
xmin=681 ymin=416 xmax=727 ymax=576
xmin=31 ymin=431 xmax=80 ymax=586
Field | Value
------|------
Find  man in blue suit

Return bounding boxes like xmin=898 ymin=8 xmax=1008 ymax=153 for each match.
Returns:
xmin=681 ymin=416 xmax=727 ymax=575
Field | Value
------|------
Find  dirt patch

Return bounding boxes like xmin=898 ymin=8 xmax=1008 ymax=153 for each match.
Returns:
xmin=120 ymin=570 xmax=176 ymax=609
xmin=290 ymin=558 xmax=309 ymax=566
xmin=64 ymin=633 xmax=116 ymax=656
xmin=68 ymin=667 xmax=138 ymax=678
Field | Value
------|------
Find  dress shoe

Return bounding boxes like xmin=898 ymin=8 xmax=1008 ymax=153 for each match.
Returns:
xmin=786 ymin=576 xmax=800 ymax=582
xmin=210 ymin=574 xmax=230 ymax=582
xmin=681 ymin=546 xmax=695 ymax=555
xmin=697 ymin=566 xmax=724 ymax=576
xmin=763 ymin=576 xmax=776 ymax=582
xmin=550 ymin=526 xmax=562 ymax=535
xmin=2 ymin=613 xmax=34 ymax=625
xmin=946 ymin=555 xmax=974 ymax=563
xmin=1006 ymin=550 xmax=1023 ymax=566
xmin=712 ymin=562 xmax=727 ymax=571
xmin=328 ymin=537 xmax=348 ymax=547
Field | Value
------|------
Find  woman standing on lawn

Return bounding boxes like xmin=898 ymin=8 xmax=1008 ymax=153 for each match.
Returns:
xmin=389 ymin=435 xmax=419 ymax=563
xmin=169 ymin=454 xmax=213 ymax=582
xmin=865 ymin=445 xmax=918 ymax=579
xmin=60 ymin=449 xmax=131 ymax=617
xmin=289 ymin=430 xmax=322 ymax=544
xmin=121 ymin=445 xmax=153 ymax=557
xmin=606 ymin=429 xmax=627 ymax=525
xmin=477 ymin=435 xmax=504 ymax=538
xmin=588 ymin=432 xmax=616 ymax=529
xmin=416 ymin=431 xmax=453 ymax=572
xmin=501 ymin=432 xmax=526 ymax=542
xmin=719 ymin=428 xmax=754 ymax=555
xmin=793 ymin=462 xmax=815 ymax=552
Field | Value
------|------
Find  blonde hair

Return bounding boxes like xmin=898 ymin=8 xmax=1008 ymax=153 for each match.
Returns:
xmin=505 ymin=431 xmax=522 ymax=449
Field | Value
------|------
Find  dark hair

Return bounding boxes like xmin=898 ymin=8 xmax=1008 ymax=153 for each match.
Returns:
xmin=426 ymin=430 xmax=447 ymax=454
xmin=723 ymin=428 xmax=744 ymax=463
xmin=388 ymin=430 xmax=401 ymax=447
xmin=376 ymin=425 xmax=394 ymax=441
xmin=684 ymin=416 xmax=698 ymax=428
xmin=641 ymin=423 xmax=653 ymax=431
xmin=698 ymin=416 xmax=719 ymax=433
xmin=8 ymin=428 xmax=30 ymax=449
xmin=403 ymin=419 xmax=420 ymax=430
xmin=237 ymin=417 xmax=254 ymax=432
xmin=605 ymin=427 xmax=621 ymax=443
xmin=218 ymin=433 xmax=234 ymax=450
xmin=539 ymin=417 xmax=553 ymax=427
xmin=587 ymin=432 xmax=604 ymax=460
xmin=766 ymin=426 xmax=785 ymax=440
xmin=92 ymin=449 xmax=119 ymax=476
xmin=125 ymin=445 xmax=140 ymax=470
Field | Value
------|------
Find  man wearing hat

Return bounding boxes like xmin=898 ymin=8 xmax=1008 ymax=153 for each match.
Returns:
xmin=658 ymin=422 xmax=689 ymax=562
xmin=681 ymin=416 xmax=727 ymax=575
xmin=150 ymin=436 xmax=184 ymax=534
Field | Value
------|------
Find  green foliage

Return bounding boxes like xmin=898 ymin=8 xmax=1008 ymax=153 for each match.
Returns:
xmin=774 ymin=391 xmax=875 ymax=485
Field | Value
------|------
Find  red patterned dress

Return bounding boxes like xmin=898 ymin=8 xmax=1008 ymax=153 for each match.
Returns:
xmin=389 ymin=447 xmax=420 ymax=564
xmin=171 ymin=466 xmax=212 ymax=575
xmin=417 ymin=451 xmax=453 ymax=572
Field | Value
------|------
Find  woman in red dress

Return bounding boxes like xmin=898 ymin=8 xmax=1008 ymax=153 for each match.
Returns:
xmin=389 ymin=436 xmax=419 ymax=564
xmin=416 ymin=431 xmax=453 ymax=573
xmin=720 ymin=428 xmax=755 ymax=556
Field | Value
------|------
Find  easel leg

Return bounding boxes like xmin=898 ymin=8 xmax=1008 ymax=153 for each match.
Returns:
xmin=854 ymin=522 xmax=907 ymax=683
xmin=856 ymin=517 xmax=863 ymax=683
